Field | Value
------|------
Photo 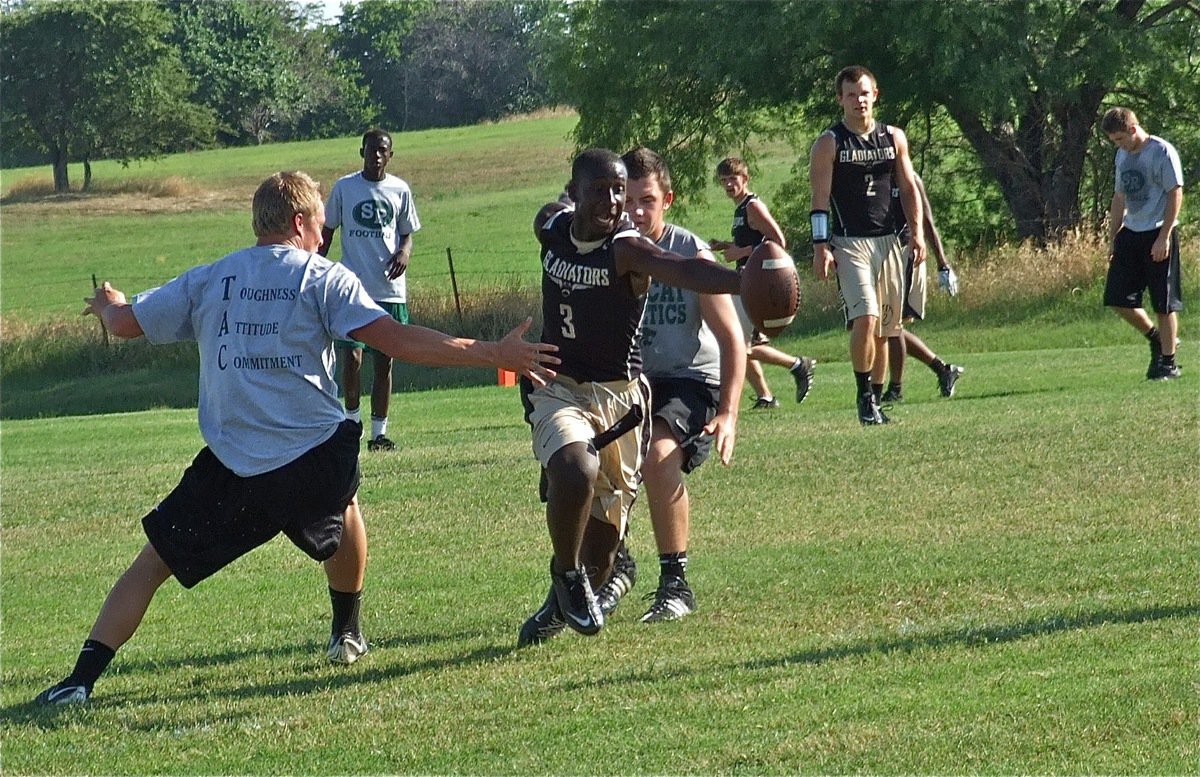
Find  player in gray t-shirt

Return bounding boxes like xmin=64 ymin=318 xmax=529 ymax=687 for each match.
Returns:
xmin=592 ymin=147 xmax=746 ymax=624
xmin=36 ymin=171 xmax=558 ymax=706
xmin=1100 ymin=107 xmax=1185 ymax=381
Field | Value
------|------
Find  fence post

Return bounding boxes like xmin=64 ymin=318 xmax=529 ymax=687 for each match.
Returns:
xmin=91 ymin=273 xmax=110 ymax=348
xmin=446 ymin=246 xmax=463 ymax=326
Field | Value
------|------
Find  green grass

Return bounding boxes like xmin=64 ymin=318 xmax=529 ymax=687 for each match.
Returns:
xmin=0 ymin=112 xmax=800 ymax=322
xmin=2 ymin=342 xmax=1197 ymax=774
xmin=3 ymin=109 xmax=1199 ymax=773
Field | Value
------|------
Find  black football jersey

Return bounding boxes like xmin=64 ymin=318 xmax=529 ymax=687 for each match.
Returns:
xmin=829 ymin=121 xmax=899 ymax=237
xmin=537 ymin=210 xmax=646 ymax=382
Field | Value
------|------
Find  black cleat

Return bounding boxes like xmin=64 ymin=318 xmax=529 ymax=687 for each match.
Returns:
xmin=751 ymin=396 xmax=780 ymax=410
xmin=35 ymin=682 xmax=89 ymax=705
xmin=880 ymin=386 xmax=903 ymax=403
xmin=595 ymin=545 xmax=637 ymax=616
xmin=550 ymin=561 xmax=603 ymax=636
xmin=858 ymin=392 xmax=886 ymax=425
xmin=640 ymin=576 xmax=697 ymax=623
xmin=790 ymin=357 xmax=817 ymax=403
xmin=937 ymin=364 xmax=965 ymax=397
xmin=1147 ymin=360 xmax=1182 ymax=381
xmin=367 ymin=435 xmax=396 ymax=452
xmin=518 ymin=586 xmax=566 ymax=646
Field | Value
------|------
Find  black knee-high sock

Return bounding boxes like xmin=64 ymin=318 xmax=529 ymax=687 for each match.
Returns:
xmin=1146 ymin=327 xmax=1160 ymax=343
xmin=659 ymin=552 xmax=688 ymax=582
xmin=854 ymin=370 xmax=871 ymax=396
xmin=65 ymin=639 xmax=116 ymax=690
xmin=329 ymin=588 xmax=362 ymax=636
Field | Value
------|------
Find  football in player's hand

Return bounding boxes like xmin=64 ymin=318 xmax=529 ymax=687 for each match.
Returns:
xmin=739 ymin=240 xmax=800 ymax=337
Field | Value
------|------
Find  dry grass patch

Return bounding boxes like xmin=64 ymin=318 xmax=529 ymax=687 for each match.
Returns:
xmin=1 ymin=175 xmax=248 ymax=217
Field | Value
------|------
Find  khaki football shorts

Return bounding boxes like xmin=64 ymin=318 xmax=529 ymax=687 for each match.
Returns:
xmin=833 ymin=233 xmax=906 ymax=337
xmin=525 ymin=375 xmax=650 ymax=535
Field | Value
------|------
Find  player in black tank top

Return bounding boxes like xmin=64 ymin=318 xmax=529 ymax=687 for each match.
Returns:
xmin=809 ymin=65 xmax=926 ymax=426
xmin=710 ymin=157 xmax=818 ymax=410
xmin=538 ymin=208 xmax=644 ymax=382
xmin=519 ymin=149 xmax=743 ymax=645
xmin=828 ymin=121 xmax=899 ymax=237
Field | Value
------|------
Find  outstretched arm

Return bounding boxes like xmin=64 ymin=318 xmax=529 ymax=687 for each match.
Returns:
xmin=351 ymin=315 xmax=560 ymax=386
xmin=613 ymin=236 xmax=741 ymax=296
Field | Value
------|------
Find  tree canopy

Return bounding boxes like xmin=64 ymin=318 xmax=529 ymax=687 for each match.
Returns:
xmin=552 ymin=0 xmax=1199 ymax=242
xmin=1 ymin=0 xmax=215 ymax=191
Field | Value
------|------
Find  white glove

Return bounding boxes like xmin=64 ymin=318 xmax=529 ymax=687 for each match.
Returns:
xmin=938 ymin=267 xmax=959 ymax=296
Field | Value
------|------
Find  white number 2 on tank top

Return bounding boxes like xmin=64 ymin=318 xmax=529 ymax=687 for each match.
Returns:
xmin=864 ymin=175 xmax=877 ymax=198
xmin=559 ymin=303 xmax=576 ymax=338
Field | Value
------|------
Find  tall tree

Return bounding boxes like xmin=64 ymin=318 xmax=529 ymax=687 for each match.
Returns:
xmin=0 ymin=0 xmax=214 ymax=192
xmin=164 ymin=0 xmax=301 ymax=145
xmin=552 ymin=0 xmax=1199 ymax=241
xmin=331 ymin=0 xmax=431 ymax=131
xmin=404 ymin=1 xmax=557 ymax=129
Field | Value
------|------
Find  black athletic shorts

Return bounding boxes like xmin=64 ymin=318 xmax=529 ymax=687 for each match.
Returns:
xmin=144 ymin=420 xmax=362 ymax=588
xmin=1104 ymin=227 xmax=1183 ymax=314
xmin=649 ymin=377 xmax=719 ymax=474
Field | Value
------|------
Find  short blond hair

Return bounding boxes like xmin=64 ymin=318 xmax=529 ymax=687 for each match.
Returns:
xmin=1101 ymin=107 xmax=1139 ymax=135
xmin=252 ymin=171 xmax=322 ymax=237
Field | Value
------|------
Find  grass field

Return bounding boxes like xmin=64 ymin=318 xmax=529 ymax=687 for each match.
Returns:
xmin=2 ymin=111 xmax=1199 ymax=774
xmin=2 ymin=339 xmax=1197 ymax=773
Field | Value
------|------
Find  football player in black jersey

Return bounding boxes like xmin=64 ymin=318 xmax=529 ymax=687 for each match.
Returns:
xmin=883 ymin=173 xmax=966 ymax=402
xmin=710 ymin=157 xmax=817 ymax=409
xmin=809 ymin=65 xmax=926 ymax=425
xmin=518 ymin=149 xmax=742 ymax=646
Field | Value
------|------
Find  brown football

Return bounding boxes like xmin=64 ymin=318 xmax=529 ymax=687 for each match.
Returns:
xmin=739 ymin=240 xmax=800 ymax=337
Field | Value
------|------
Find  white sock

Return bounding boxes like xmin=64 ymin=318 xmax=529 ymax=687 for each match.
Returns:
xmin=371 ymin=416 xmax=388 ymax=439
xmin=345 ymin=407 xmax=361 ymax=423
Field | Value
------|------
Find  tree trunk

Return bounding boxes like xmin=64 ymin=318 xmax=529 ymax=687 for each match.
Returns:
xmin=52 ymin=146 xmax=70 ymax=193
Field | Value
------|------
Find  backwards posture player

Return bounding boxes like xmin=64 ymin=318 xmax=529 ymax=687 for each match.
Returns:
xmin=518 ymin=149 xmax=742 ymax=646
xmin=882 ymin=172 xmax=966 ymax=402
xmin=36 ymin=171 xmax=557 ymax=705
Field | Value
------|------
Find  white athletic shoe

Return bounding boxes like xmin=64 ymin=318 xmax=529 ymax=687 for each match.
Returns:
xmin=327 ymin=632 xmax=369 ymax=665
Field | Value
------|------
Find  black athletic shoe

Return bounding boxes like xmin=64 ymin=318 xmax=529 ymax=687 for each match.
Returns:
xmin=1147 ymin=360 xmax=1182 ymax=381
xmin=550 ymin=562 xmax=603 ymax=636
xmin=35 ymin=682 xmax=89 ymax=705
xmin=595 ymin=548 xmax=637 ymax=616
xmin=937 ymin=364 xmax=965 ymax=397
xmin=857 ymin=392 xmax=885 ymax=425
xmin=751 ymin=396 xmax=780 ymax=410
xmin=790 ymin=358 xmax=817 ymax=403
xmin=367 ymin=435 xmax=396 ymax=452
xmin=518 ymin=587 xmax=566 ymax=646
xmin=640 ymin=576 xmax=697 ymax=623
xmin=880 ymin=386 xmax=903 ymax=403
